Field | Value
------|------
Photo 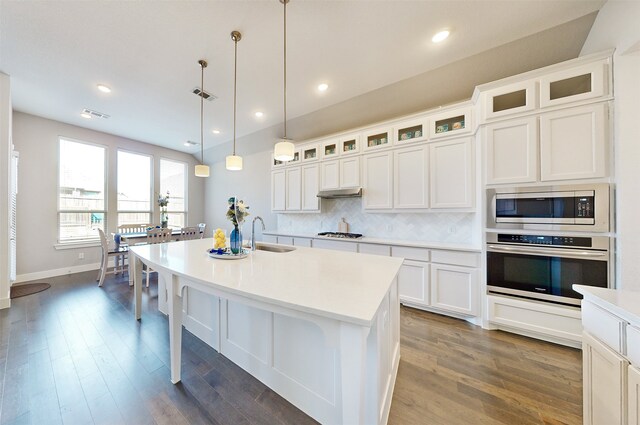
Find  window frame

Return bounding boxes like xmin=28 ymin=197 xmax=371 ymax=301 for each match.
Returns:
xmin=57 ymin=137 xmax=108 ymax=245
xmin=160 ymin=157 xmax=188 ymax=229
xmin=116 ymin=148 xmax=154 ymax=228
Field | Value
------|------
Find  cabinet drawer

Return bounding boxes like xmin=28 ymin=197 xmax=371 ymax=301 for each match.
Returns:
xmin=391 ymin=246 xmax=429 ymax=262
xmin=293 ymin=237 xmax=312 ymax=247
xmin=583 ymin=301 xmax=626 ymax=353
xmin=431 ymin=250 xmax=479 ymax=267
xmin=358 ymin=243 xmax=390 ymax=256
xmin=628 ymin=326 xmax=640 ymax=366
xmin=278 ymin=236 xmax=294 ymax=246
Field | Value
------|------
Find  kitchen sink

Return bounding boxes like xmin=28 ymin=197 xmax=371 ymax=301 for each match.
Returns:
xmin=254 ymin=243 xmax=296 ymax=253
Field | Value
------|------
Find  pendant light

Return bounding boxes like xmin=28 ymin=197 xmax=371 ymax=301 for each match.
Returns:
xmin=273 ymin=0 xmax=295 ymax=161
xmin=195 ymin=59 xmax=210 ymax=177
xmin=226 ymin=31 xmax=243 ymax=171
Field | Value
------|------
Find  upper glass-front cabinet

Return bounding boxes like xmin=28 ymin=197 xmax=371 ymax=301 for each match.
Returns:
xmin=483 ymin=80 xmax=537 ymax=121
xmin=321 ymin=138 xmax=340 ymax=159
xmin=429 ymin=107 xmax=472 ymax=139
xmin=301 ymin=144 xmax=319 ymax=162
xmin=362 ymin=126 xmax=393 ymax=152
xmin=540 ymin=62 xmax=607 ymax=108
xmin=394 ymin=117 xmax=428 ymax=145
xmin=339 ymin=133 xmax=361 ymax=156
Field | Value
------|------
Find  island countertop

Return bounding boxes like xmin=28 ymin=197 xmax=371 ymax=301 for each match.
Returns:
xmin=130 ymin=238 xmax=404 ymax=327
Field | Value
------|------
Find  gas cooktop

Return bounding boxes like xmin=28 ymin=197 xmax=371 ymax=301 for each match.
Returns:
xmin=317 ymin=232 xmax=363 ymax=239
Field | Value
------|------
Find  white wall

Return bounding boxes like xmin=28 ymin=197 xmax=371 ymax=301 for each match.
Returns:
xmin=581 ymin=0 xmax=640 ymax=290
xmin=11 ymin=112 xmax=206 ymax=280
xmin=204 ymin=150 xmax=277 ymax=242
xmin=0 ymin=73 xmax=11 ymax=308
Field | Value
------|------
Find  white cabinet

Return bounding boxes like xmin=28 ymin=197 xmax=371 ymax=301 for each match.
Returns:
xmin=583 ymin=331 xmax=627 ymax=425
xmin=429 ymin=107 xmax=472 ymax=139
xmin=429 ymin=137 xmax=474 ymax=209
xmin=397 ymin=260 xmax=430 ymax=307
xmin=394 ymin=145 xmax=429 ymax=209
xmin=358 ymin=243 xmax=390 ymax=256
xmin=629 ymin=365 xmax=640 ymax=425
xmin=430 ymin=263 xmax=478 ymax=316
xmin=312 ymin=238 xmax=358 ymax=252
xmin=301 ymin=164 xmax=320 ymax=211
xmin=539 ymin=103 xmax=607 ymax=181
xmin=286 ymin=167 xmax=301 ymax=211
xmin=394 ymin=117 xmax=428 ymax=146
xmin=485 ymin=117 xmax=538 ymax=184
xmin=362 ymin=126 xmax=393 ymax=152
xmin=320 ymin=157 xmax=360 ymax=190
xmin=271 ymin=170 xmax=286 ymax=212
xmin=272 ymin=164 xmax=319 ymax=213
xmin=363 ymin=151 xmax=393 ymax=210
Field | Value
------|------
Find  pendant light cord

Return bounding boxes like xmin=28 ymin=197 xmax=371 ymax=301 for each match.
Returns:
xmin=199 ymin=60 xmax=205 ymax=164
xmin=233 ymin=36 xmax=238 ymax=155
xmin=283 ymin=0 xmax=287 ymax=139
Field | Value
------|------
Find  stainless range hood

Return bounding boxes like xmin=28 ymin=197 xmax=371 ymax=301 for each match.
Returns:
xmin=317 ymin=188 xmax=362 ymax=199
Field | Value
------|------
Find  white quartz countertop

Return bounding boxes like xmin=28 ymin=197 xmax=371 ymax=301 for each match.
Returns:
xmin=263 ymin=230 xmax=481 ymax=252
xmin=573 ymin=285 xmax=640 ymax=325
xmin=131 ymin=238 xmax=404 ymax=327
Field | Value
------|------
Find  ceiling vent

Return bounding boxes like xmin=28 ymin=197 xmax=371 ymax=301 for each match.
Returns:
xmin=82 ymin=108 xmax=110 ymax=119
xmin=193 ymin=87 xmax=217 ymax=101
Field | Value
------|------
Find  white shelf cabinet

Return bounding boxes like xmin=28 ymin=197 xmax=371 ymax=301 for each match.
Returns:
xmin=301 ymin=164 xmax=320 ymax=211
xmin=482 ymin=80 xmax=537 ymax=122
xmin=629 ymin=365 xmax=640 ymax=425
xmin=393 ymin=145 xmax=429 ymax=210
xmin=394 ymin=117 xmax=428 ymax=146
xmin=485 ymin=117 xmax=538 ymax=185
xmin=271 ymin=170 xmax=286 ymax=212
xmin=539 ymin=103 xmax=607 ymax=182
xmin=362 ymin=126 xmax=393 ymax=152
xmin=286 ymin=167 xmax=301 ymax=211
xmin=429 ymin=137 xmax=474 ymax=209
xmin=397 ymin=260 xmax=430 ymax=307
xmin=430 ymin=264 xmax=478 ymax=316
xmin=429 ymin=107 xmax=472 ymax=140
xmin=583 ymin=331 xmax=627 ymax=425
xmin=363 ymin=151 xmax=393 ymax=210
xmin=540 ymin=61 xmax=607 ymax=109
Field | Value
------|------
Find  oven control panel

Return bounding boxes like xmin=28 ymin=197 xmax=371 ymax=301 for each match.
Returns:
xmin=496 ymin=234 xmax=592 ymax=247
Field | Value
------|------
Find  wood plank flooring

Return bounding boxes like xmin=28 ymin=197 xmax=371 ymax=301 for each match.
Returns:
xmin=0 ymin=271 xmax=582 ymax=424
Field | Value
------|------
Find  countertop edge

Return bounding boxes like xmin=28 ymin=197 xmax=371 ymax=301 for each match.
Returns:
xmin=263 ymin=230 xmax=481 ymax=252
xmin=573 ymin=285 xmax=640 ymax=325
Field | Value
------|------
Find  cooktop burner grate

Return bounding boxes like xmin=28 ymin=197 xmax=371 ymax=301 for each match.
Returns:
xmin=317 ymin=232 xmax=363 ymax=239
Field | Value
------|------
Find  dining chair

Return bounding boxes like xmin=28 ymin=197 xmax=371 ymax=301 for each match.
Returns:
xmin=143 ymin=228 xmax=173 ymax=287
xmin=180 ymin=226 xmax=199 ymax=240
xmin=96 ymin=228 xmax=128 ymax=287
xmin=198 ymin=223 xmax=206 ymax=238
xmin=117 ymin=223 xmax=154 ymax=246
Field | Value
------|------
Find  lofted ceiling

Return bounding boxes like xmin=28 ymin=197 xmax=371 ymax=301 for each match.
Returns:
xmin=0 ymin=0 xmax=605 ymax=155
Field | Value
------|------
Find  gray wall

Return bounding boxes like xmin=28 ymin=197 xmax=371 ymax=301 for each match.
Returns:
xmin=12 ymin=112 xmax=205 ymax=279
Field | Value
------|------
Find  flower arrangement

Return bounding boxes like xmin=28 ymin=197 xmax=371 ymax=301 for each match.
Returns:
xmin=226 ymin=196 xmax=249 ymax=228
xmin=157 ymin=191 xmax=170 ymax=208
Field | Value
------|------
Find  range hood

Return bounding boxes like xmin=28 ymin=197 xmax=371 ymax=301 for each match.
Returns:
xmin=317 ymin=188 xmax=362 ymax=199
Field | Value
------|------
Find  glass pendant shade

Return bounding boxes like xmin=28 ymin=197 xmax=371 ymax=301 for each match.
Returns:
xmin=195 ymin=164 xmax=210 ymax=177
xmin=225 ymin=155 xmax=243 ymax=171
xmin=274 ymin=139 xmax=295 ymax=161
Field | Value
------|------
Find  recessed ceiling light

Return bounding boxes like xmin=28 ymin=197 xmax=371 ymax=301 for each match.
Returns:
xmin=255 ymin=111 xmax=264 ymax=118
xmin=97 ymin=84 xmax=111 ymax=93
xmin=212 ymin=129 xmax=221 ymax=134
xmin=80 ymin=112 xmax=92 ymax=119
xmin=184 ymin=141 xmax=198 ymax=147
xmin=317 ymin=83 xmax=329 ymax=92
xmin=432 ymin=30 xmax=450 ymax=43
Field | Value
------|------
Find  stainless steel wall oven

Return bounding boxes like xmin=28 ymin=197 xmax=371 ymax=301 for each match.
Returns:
xmin=486 ymin=233 xmax=611 ymax=306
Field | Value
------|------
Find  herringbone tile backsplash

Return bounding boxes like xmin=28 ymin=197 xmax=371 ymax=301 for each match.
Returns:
xmin=276 ymin=198 xmax=478 ymax=244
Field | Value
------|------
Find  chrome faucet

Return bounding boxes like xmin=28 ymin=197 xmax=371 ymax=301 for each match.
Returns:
xmin=251 ymin=216 xmax=265 ymax=251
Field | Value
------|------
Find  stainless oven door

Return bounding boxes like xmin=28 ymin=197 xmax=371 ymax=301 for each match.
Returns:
xmin=486 ymin=244 xmax=609 ymax=306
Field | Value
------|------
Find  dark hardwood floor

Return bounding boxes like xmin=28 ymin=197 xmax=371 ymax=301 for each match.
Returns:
xmin=0 ymin=271 xmax=582 ymax=425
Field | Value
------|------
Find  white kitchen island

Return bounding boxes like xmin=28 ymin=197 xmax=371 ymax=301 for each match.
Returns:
xmin=129 ymin=238 xmax=404 ymax=425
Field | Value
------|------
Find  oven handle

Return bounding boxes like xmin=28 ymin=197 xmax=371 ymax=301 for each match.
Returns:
xmin=487 ymin=244 xmax=609 ymax=258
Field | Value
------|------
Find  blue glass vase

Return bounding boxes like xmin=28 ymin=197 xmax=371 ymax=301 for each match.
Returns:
xmin=230 ymin=226 xmax=242 ymax=254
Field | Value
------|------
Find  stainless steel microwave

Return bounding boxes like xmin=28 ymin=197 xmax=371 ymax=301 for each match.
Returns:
xmin=487 ymin=184 xmax=611 ymax=232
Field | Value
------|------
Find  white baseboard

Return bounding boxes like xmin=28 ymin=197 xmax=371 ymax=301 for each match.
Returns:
xmin=15 ymin=262 xmax=101 ymax=284
xmin=0 ymin=297 xmax=10 ymax=309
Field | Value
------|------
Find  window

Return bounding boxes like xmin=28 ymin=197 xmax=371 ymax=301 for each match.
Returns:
xmin=160 ymin=159 xmax=187 ymax=229
xmin=117 ymin=151 xmax=152 ymax=226
xmin=58 ymin=138 xmax=106 ymax=242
